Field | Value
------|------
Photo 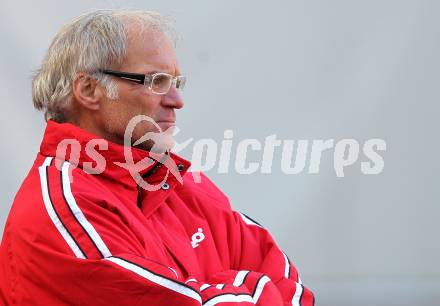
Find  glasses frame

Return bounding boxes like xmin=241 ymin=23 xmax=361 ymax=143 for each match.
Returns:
xmin=99 ymin=69 xmax=186 ymax=95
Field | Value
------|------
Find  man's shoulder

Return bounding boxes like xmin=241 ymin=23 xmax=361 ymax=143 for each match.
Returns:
xmin=5 ymin=154 xmax=123 ymax=239
xmin=4 ymin=155 xmax=74 ymax=245
xmin=13 ymin=154 xmax=115 ymax=214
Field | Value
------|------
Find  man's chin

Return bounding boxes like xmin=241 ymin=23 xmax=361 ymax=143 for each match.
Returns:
xmin=157 ymin=122 xmax=176 ymax=132
xmin=133 ymin=134 xmax=175 ymax=154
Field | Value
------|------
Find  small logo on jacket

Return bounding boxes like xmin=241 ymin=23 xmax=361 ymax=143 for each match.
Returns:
xmin=191 ymin=228 xmax=205 ymax=248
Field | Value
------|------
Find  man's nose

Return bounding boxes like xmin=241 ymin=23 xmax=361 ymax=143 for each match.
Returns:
xmin=162 ymin=86 xmax=184 ymax=109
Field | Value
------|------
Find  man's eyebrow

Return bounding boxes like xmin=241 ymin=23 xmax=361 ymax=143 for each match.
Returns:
xmin=144 ymin=70 xmax=182 ymax=76
xmin=141 ymin=65 xmax=178 ymax=75
xmin=144 ymin=70 xmax=160 ymax=75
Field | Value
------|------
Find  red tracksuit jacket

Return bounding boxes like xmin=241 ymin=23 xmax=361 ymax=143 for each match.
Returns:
xmin=0 ymin=120 xmax=314 ymax=305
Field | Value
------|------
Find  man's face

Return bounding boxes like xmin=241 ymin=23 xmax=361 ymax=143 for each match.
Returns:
xmin=98 ymin=26 xmax=184 ymax=152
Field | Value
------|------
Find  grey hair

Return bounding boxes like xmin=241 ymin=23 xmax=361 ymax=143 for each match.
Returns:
xmin=32 ymin=9 xmax=176 ymax=122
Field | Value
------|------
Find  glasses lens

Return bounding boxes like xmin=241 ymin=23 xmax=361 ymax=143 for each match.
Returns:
xmin=152 ymin=73 xmax=172 ymax=94
xmin=176 ymin=76 xmax=186 ymax=90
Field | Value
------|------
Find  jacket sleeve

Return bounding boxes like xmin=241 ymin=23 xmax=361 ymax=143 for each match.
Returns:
xmin=27 ymin=248 xmax=283 ymax=305
xmin=228 ymin=211 xmax=315 ymax=306
xmin=17 ymin=221 xmax=284 ymax=306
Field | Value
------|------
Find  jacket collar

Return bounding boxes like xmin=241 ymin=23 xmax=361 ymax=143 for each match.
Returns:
xmin=39 ymin=120 xmax=191 ymax=198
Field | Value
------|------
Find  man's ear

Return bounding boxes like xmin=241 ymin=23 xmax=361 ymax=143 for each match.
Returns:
xmin=72 ymin=73 xmax=105 ymax=110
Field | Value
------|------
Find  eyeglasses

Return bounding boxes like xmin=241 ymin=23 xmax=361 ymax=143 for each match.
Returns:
xmin=99 ymin=69 xmax=186 ymax=95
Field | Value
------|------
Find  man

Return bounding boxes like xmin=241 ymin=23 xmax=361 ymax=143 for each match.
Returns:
xmin=0 ymin=10 xmax=314 ymax=305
